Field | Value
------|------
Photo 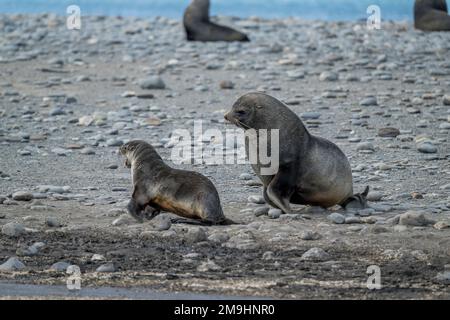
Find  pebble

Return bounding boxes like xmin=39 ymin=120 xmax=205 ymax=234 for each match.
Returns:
xmin=300 ymin=230 xmax=321 ymax=240
xmin=239 ymin=173 xmax=253 ymax=180
xmin=153 ymin=214 xmax=172 ymax=231
xmin=208 ymin=232 xmax=229 ymax=243
xmin=368 ymin=225 xmax=390 ymax=234
xmin=254 ymin=206 xmax=270 ymax=217
xmin=80 ymin=147 xmax=96 ymax=155
xmin=328 ymin=212 xmax=345 ymax=224
xmin=417 ymin=143 xmax=437 ymax=154
xmin=0 ymin=257 xmax=25 ymax=271
xmin=12 ymin=191 xmax=33 ymax=201
xmin=300 ymin=112 xmax=321 ymax=120
xmin=367 ymin=192 xmax=383 ymax=202
xmin=398 ymin=211 xmax=436 ymax=227
xmin=46 ymin=217 xmax=62 ymax=227
xmin=49 ymin=106 xmax=66 ymax=116
xmin=345 ymin=216 xmax=362 ymax=224
xmin=443 ymin=95 xmax=450 ymax=106
xmin=378 ymin=127 xmax=400 ymax=138
xmin=219 ymin=80 xmax=234 ymax=89
xmin=139 ymin=76 xmax=166 ymax=90
xmin=185 ymin=228 xmax=207 ymax=243
xmin=51 ymin=147 xmax=71 ymax=156
xmin=106 ymin=139 xmax=123 ymax=147
xmin=262 ymin=251 xmax=275 ymax=260
xmin=197 ymin=260 xmax=221 ymax=272
xmin=248 ymin=195 xmax=265 ymax=204
xmin=360 ymin=96 xmax=377 ymax=106
xmin=435 ymin=271 xmax=450 ymax=284
xmin=268 ymin=208 xmax=282 ymax=219
xmin=50 ymin=261 xmax=71 ymax=272
xmin=38 ymin=185 xmax=70 ymax=194
xmin=433 ymin=221 xmax=449 ymax=230
xmin=300 ymin=248 xmax=330 ymax=262
xmin=356 ymin=142 xmax=375 ymax=152
xmin=319 ymin=71 xmax=338 ymax=82
xmin=1 ymin=222 xmax=26 ymax=237
xmin=96 ymin=263 xmax=116 ymax=273
xmin=91 ymin=254 xmax=106 ymax=262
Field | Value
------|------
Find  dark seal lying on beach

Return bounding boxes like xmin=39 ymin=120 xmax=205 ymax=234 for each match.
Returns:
xmin=183 ymin=0 xmax=250 ymax=42
xmin=414 ymin=0 xmax=450 ymax=31
xmin=120 ymin=140 xmax=235 ymax=225
xmin=225 ymin=92 xmax=369 ymax=214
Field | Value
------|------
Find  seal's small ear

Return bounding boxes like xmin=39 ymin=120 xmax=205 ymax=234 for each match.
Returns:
xmin=361 ymin=186 xmax=370 ymax=198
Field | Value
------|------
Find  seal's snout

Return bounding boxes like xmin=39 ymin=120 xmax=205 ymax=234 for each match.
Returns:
xmin=224 ymin=112 xmax=231 ymax=122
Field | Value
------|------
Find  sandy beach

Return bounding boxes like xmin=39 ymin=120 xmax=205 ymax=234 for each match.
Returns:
xmin=0 ymin=14 xmax=449 ymax=299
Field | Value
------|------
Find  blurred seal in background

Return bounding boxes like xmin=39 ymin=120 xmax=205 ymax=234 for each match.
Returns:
xmin=414 ymin=0 xmax=450 ymax=31
xmin=183 ymin=0 xmax=250 ymax=42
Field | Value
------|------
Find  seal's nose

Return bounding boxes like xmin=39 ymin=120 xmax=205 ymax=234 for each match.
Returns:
xmin=224 ymin=112 xmax=230 ymax=121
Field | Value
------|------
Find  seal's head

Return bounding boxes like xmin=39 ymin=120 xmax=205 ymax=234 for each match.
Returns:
xmin=119 ymin=140 xmax=147 ymax=168
xmin=224 ymin=93 xmax=264 ymax=130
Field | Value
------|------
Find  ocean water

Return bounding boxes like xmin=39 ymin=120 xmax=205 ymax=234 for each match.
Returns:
xmin=0 ymin=0 xmax=414 ymax=21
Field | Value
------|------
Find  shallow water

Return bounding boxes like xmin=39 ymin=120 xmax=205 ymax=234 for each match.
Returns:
xmin=0 ymin=282 xmax=264 ymax=299
xmin=0 ymin=0 xmax=414 ymax=20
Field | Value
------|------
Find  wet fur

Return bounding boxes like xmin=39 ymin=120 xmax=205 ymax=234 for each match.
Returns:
xmin=120 ymin=140 xmax=234 ymax=225
xmin=183 ymin=0 xmax=250 ymax=42
xmin=225 ymin=92 xmax=368 ymax=213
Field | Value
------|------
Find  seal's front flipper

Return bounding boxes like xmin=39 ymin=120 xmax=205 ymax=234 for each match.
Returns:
xmin=127 ymin=198 xmax=144 ymax=223
xmin=266 ymin=164 xmax=296 ymax=214
xmin=143 ymin=205 xmax=161 ymax=221
xmin=263 ymin=186 xmax=280 ymax=209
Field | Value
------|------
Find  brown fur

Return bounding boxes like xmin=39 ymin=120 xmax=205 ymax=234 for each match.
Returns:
xmin=225 ymin=92 xmax=368 ymax=213
xmin=120 ymin=140 xmax=234 ymax=225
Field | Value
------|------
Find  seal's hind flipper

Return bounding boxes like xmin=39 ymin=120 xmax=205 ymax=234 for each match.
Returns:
xmin=361 ymin=186 xmax=370 ymax=198
xmin=220 ymin=218 xmax=239 ymax=225
xmin=170 ymin=217 xmax=213 ymax=226
xmin=127 ymin=198 xmax=144 ymax=223
xmin=341 ymin=185 xmax=370 ymax=210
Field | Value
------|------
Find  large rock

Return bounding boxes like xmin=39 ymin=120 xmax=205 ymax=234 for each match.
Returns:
xmin=1 ymin=222 xmax=26 ymax=237
xmin=0 ymin=257 xmax=25 ymax=271
xmin=328 ymin=213 xmax=345 ymax=224
xmin=398 ymin=211 xmax=435 ymax=226
xmin=139 ymin=76 xmax=165 ymax=90
xmin=12 ymin=191 xmax=33 ymax=201
xmin=50 ymin=261 xmax=71 ymax=272
xmin=300 ymin=248 xmax=330 ymax=262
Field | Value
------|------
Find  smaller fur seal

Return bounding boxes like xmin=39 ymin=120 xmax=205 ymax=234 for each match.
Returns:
xmin=225 ymin=92 xmax=369 ymax=213
xmin=414 ymin=0 xmax=450 ymax=31
xmin=183 ymin=0 xmax=250 ymax=42
xmin=120 ymin=140 xmax=234 ymax=225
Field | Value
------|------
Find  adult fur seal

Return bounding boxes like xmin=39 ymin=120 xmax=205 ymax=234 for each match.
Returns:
xmin=120 ymin=140 xmax=234 ymax=225
xmin=225 ymin=92 xmax=369 ymax=213
xmin=183 ymin=0 xmax=250 ymax=42
xmin=414 ymin=0 xmax=450 ymax=31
